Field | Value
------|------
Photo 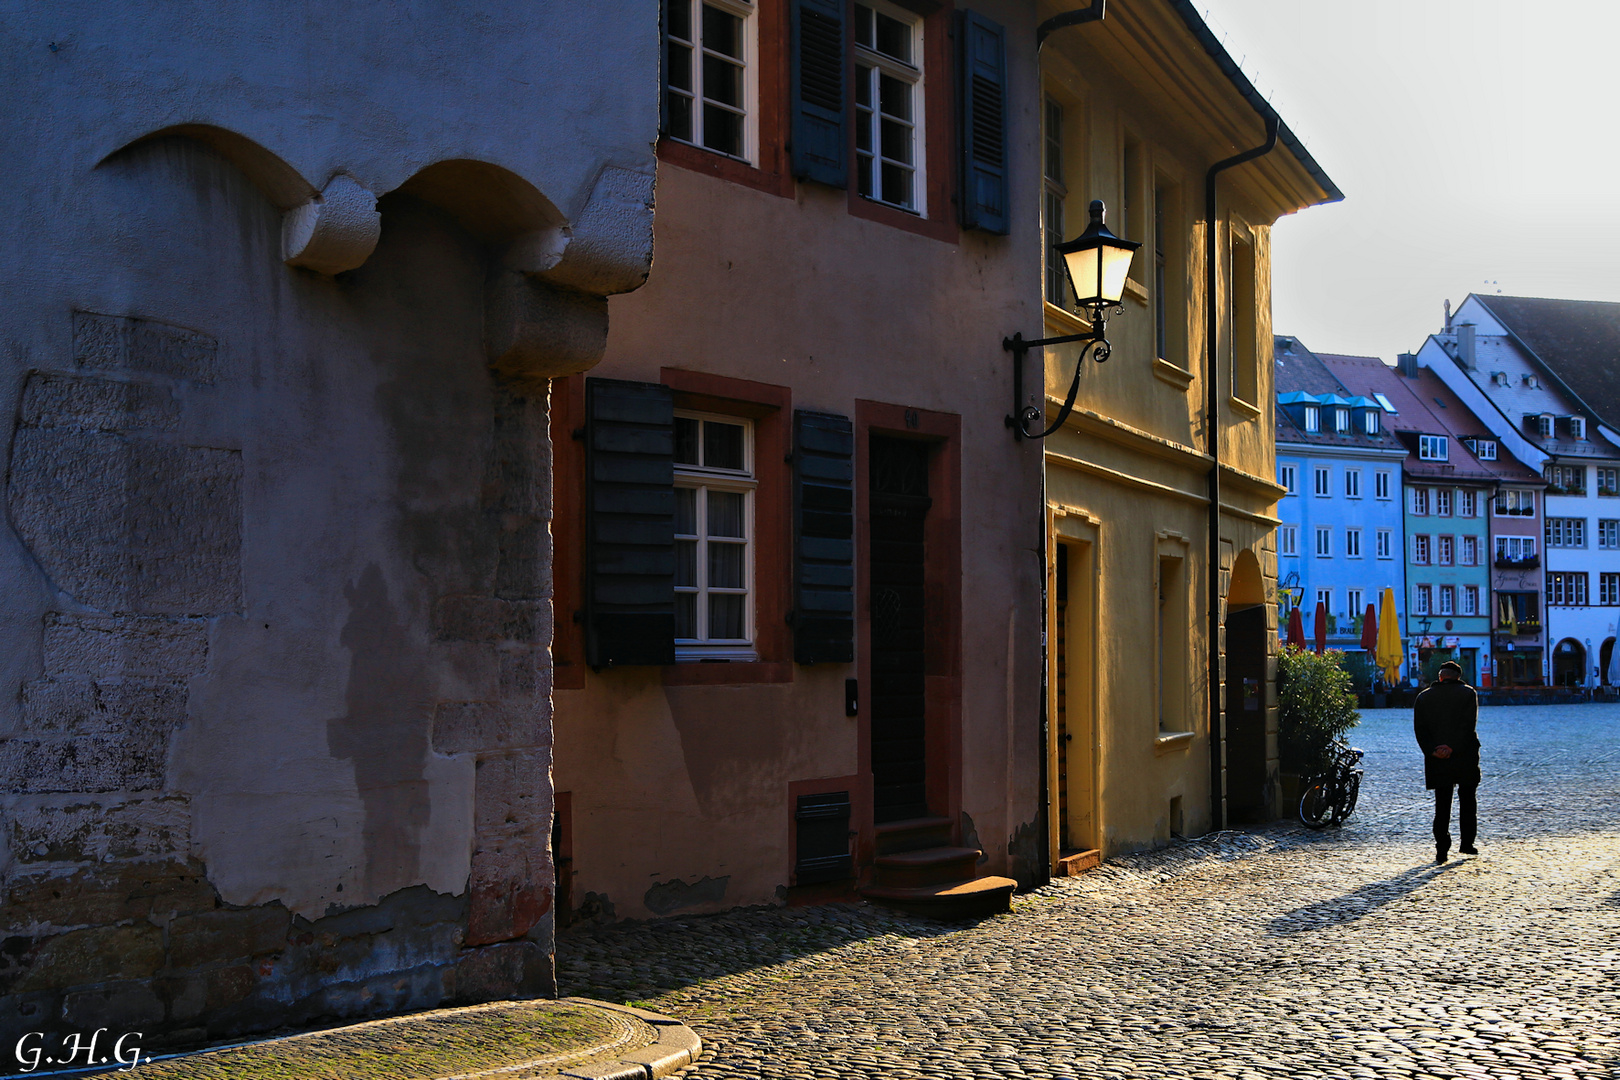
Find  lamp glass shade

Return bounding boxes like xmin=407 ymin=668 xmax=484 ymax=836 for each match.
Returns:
xmin=1056 ymin=199 xmax=1141 ymax=308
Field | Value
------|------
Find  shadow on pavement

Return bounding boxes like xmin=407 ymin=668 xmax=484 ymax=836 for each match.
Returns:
xmin=1267 ymin=862 xmax=1455 ymax=935
xmin=556 ymin=901 xmax=969 ymax=1004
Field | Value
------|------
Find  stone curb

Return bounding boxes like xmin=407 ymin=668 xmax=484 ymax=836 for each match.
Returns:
xmin=546 ymin=1000 xmax=703 ymax=1080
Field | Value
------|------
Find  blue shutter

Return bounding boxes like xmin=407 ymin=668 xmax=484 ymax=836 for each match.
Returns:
xmin=793 ymin=410 xmax=855 ymax=664
xmin=958 ymin=10 xmax=1009 ymax=234
xmin=585 ymin=378 xmax=675 ymax=667
xmin=790 ymin=0 xmax=848 ymax=188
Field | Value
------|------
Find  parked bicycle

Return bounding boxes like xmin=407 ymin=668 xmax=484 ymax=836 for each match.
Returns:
xmin=1298 ymin=741 xmax=1364 ymax=829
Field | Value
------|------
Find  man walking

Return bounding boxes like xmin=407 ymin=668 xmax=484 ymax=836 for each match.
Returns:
xmin=1414 ymin=660 xmax=1481 ymax=862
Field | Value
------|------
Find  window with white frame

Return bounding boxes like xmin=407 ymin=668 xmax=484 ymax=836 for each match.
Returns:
xmin=1304 ymin=405 xmax=1319 ymax=433
xmin=1346 ymin=528 xmax=1362 ymax=558
xmin=1376 ymin=529 xmax=1392 ymax=559
xmin=1415 ymin=584 xmax=1431 ymax=615
xmin=1439 ymin=585 xmax=1455 ymax=616
xmin=1461 ymin=535 xmax=1478 ymax=565
xmin=1474 ymin=439 xmax=1497 ymax=461
xmin=1316 ymin=588 xmax=1332 ymax=613
xmin=1460 ymin=490 xmax=1477 ymax=517
xmin=1279 ymin=525 xmax=1298 ymax=557
xmin=1412 ymin=487 xmax=1430 ymax=515
xmin=1496 ymin=489 xmax=1535 ymax=516
xmin=1314 ymin=466 xmax=1330 ymax=497
xmin=1437 ymin=535 xmax=1453 ymax=565
xmin=1418 ymin=434 xmax=1448 ymax=461
xmin=1546 ymin=571 xmax=1588 ymax=607
xmin=1347 ymin=588 xmax=1363 ymax=617
xmin=674 ymin=412 xmax=755 ymax=656
xmin=1536 ymin=414 xmax=1554 ymax=439
xmin=1345 ymin=470 xmax=1361 ymax=498
xmin=1570 ymin=416 xmax=1587 ymax=440
xmin=1603 ymin=573 xmax=1620 ymax=606
xmin=1436 ymin=488 xmax=1452 ymax=516
xmin=1463 ymin=585 xmax=1479 ymax=615
xmin=1334 ymin=407 xmax=1349 ymax=433
xmin=1546 ymin=464 xmax=1586 ymax=494
xmin=855 ymin=2 xmax=924 ymax=213
xmin=1375 ymin=471 xmax=1391 ymax=500
xmin=1599 ymin=467 xmax=1619 ymax=495
xmin=1279 ymin=463 xmax=1296 ymax=494
xmin=664 ymin=0 xmax=755 ymax=161
xmin=1546 ymin=516 xmax=1587 ymax=548
xmin=1601 ymin=519 xmax=1620 ymax=549
xmin=1363 ymin=410 xmax=1380 ymax=435
xmin=1496 ymin=535 xmax=1536 ymax=563
xmin=1315 ymin=526 xmax=1331 ymax=557
xmin=1413 ymin=534 xmax=1430 ymax=564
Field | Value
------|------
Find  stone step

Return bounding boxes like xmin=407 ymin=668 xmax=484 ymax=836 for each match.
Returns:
xmin=873 ymin=815 xmax=954 ymax=855
xmin=874 ymin=846 xmax=983 ymax=889
xmin=861 ymin=875 xmax=1018 ymax=921
xmin=1055 ymin=849 xmax=1101 ymax=876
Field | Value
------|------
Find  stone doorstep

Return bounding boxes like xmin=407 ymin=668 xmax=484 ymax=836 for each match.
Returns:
xmin=1055 ymin=850 xmax=1102 ymax=876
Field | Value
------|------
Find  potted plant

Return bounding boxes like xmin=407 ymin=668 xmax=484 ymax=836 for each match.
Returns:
xmin=1277 ymin=646 xmax=1361 ymax=807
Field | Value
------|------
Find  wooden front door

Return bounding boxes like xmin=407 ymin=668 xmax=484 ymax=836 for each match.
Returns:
xmin=868 ymin=436 xmax=931 ymax=823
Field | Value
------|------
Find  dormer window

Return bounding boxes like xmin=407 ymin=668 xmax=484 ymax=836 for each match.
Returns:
xmin=1418 ymin=434 xmax=1448 ymax=461
xmin=1333 ymin=407 xmax=1349 ymax=433
xmin=1303 ymin=405 xmax=1319 ymax=432
xmin=1474 ymin=438 xmax=1497 ymax=461
xmin=1362 ymin=411 xmax=1380 ymax=435
xmin=1534 ymin=414 xmax=1554 ymax=439
xmin=1569 ymin=416 xmax=1587 ymax=440
xmin=1491 ymin=372 xmax=1509 ymax=386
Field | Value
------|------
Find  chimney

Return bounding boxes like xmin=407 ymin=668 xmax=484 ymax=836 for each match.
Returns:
xmin=1397 ymin=352 xmax=1418 ymax=378
xmin=1458 ymin=322 xmax=1476 ymax=370
xmin=1444 ymin=299 xmax=1453 ymax=331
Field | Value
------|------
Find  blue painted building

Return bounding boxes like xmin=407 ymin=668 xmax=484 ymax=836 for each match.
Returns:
xmin=1274 ymin=337 xmax=1407 ymax=669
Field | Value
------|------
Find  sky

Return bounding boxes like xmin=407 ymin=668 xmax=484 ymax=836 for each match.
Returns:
xmin=1195 ymin=0 xmax=1620 ymax=362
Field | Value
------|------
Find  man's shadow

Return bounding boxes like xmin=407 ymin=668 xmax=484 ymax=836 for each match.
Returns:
xmin=1268 ymin=862 xmax=1455 ymax=935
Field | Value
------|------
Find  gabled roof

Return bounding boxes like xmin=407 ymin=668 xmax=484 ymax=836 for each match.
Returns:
xmin=1325 ymin=354 xmax=1540 ymax=484
xmin=1470 ymin=294 xmax=1620 ymax=431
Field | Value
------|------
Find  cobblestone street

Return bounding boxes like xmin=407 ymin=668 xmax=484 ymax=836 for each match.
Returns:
xmin=557 ymin=705 xmax=1620 ymax=1078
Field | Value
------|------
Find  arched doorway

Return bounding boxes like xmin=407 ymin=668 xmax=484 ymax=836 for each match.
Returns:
xmin=1224 ymin=550 xmax=1270 ymax=823
xmin=1602 ymin=638 xmax=1616 ymax=687
xmin=1554 ymin=638 xmax=1586 ymax=687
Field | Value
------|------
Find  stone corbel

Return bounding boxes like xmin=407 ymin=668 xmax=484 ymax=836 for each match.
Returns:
xmin=282 ymin=174 xmax=382 ymax=276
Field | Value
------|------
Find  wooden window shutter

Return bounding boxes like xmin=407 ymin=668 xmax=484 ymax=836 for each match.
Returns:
xmin=790 ymin=0 xmax=848 ymax=188
xmin=958 ymin=9 xmax=1009 ymax=234
xmin=585 ymin=378 xmax=676 ymax=667
xmin=793 ymin=409 xmax=855 ymax=664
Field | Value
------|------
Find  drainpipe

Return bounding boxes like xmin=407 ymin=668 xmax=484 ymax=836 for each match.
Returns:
xmin=1028 ymin=0 xmax=1107 ymax=887
xmin=1205 ymin=114 xmax=1278 ymax=833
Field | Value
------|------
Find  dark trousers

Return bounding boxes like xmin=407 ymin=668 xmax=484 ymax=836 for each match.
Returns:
xmin=1433 ymin=783 xmax=1477 ymax=847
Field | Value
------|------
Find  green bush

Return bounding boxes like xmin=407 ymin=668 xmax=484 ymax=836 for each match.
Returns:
xmin=1341 ymin=651 xmax=1375 ymax=697
xmin=1277 ymin=645 xmax=1360 ymax=775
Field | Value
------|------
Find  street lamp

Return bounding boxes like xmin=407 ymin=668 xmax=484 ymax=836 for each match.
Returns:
xmin=1005 ymin=199 xmax=1141 ymax=440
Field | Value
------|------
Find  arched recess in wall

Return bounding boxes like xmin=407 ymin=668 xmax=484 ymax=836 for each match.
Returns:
xmin=1226 ymin=549 xmax=1266 ymax=614
xmin=101 ymin=123 xmax=318 ymax=209
xmin=392 ymin=159 xmax=565 ymax=245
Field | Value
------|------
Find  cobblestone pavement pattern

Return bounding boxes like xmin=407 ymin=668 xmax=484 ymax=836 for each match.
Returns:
xmin=558 ymin=705 xmax=1620 ymax=1078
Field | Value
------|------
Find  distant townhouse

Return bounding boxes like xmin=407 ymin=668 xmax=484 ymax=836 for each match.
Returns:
xmin=1416 ymin=294 xmax=1620 ymax=687
xmin=1273 ymin=339 xmax=1406 ymax=667
xmin=1347 ymin=358 xmax=1500 ymax=684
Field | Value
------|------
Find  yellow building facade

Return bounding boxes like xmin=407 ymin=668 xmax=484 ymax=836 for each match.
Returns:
xmin=1033 ymin=1 xmax=1340 ymax=860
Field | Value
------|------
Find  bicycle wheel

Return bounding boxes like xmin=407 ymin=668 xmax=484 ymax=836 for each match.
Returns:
xmin=1299 ymin=781 xmax=1333 ymax=829
xmin=1331 ymin=773 xmax=1361 ymax=826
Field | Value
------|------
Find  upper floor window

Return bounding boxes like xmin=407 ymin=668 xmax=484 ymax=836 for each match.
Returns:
xmin=1314 ymin=466 xmax=1330 ymax=497
xmin=675 ymin=411 xmax=756 ymax=655
xmin=1600 ymin=519 xmax=1620 ymax=549
xmin=1345 ymin=470 xmax=1361 ymax=499
xmin=1599 ymin=467 xmax=1620 ymax=496
xmin=1375 ymin=471 xmax=1391 ymax=500
xmin=1474 ymin=439 xmax=1497 ymax=460
xmin=665 ymin=0 xmax=755 ymax=162
xmin=1279 ymin=525 xmax=1298 ymax=557
xmin=855 ymin=2 xmax=924 ymax=213
xmin=1496 ymin=489 xmax=1535 ymax=516
xmin=1418 ymin=434 xmax=1448 ymax=461
xmin=1413 ymin=534 xmax=1430 ymax=564
xmin=1363 ymin=410 xmax=1380 ymax=435
xmin=1460 ymin=490 xmax=1477 ymax=517
xmin=1279 ymin=464 xmax=1297 ymax=494
xmin=1412 ymin=487 xmax=1430 ymax=515
xmin=1570 ymin=416 xmax=1587 ymax=440
xmin=1042 ymin=96 xmax=1069 ymax=310
xmin=1436 ymin=489 xmax=1452 ymax=516
xmin=1333 ymin=407 xmax=1349 ymax=433
xmin=1546 ymin=516 xmax=1586 ymax=548
xmin=1546 ymin=464 xmax=1586 ymax=495
xmin=1303 ymin=405 xmax=1320 ymax=433
xmin=1315 ymin=526 xmax=1332 ymax=557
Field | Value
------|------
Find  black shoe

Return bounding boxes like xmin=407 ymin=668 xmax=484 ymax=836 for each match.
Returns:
xmin=1459 ymin=844 xmax=1478 ymax=855
xmin=1436 ymin=845 xmax=1449 ymax=864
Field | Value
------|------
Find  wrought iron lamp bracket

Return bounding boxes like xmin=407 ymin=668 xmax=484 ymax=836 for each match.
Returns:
xmin=1003 ymin=302 xmax=1119 ymax=440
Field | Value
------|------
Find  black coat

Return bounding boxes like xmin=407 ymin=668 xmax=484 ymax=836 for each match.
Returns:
xmin=1413 ymin=679 xmax=1481 ymax=789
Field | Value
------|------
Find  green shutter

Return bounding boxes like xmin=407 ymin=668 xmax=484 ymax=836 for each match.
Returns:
xmin=958 ymin=10 xmax=1009 ymax=234
xmin=794 ymin=410 xmax=855 ymax=664
xmin=585 ymin=378 xmax=675 ymax=667
xmin=791 ymin=0 xmax=848 ymax=188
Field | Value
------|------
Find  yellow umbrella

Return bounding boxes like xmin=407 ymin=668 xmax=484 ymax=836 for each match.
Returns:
xmin=1376 ymin=586 xmax=1403 ymax=684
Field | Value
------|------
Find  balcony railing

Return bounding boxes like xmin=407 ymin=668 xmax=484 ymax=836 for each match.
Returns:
xmin=1494 ymin=554 xmax=1541 ymax=569
xmin=1497 ymin=620 xmax=1542 ymax=634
